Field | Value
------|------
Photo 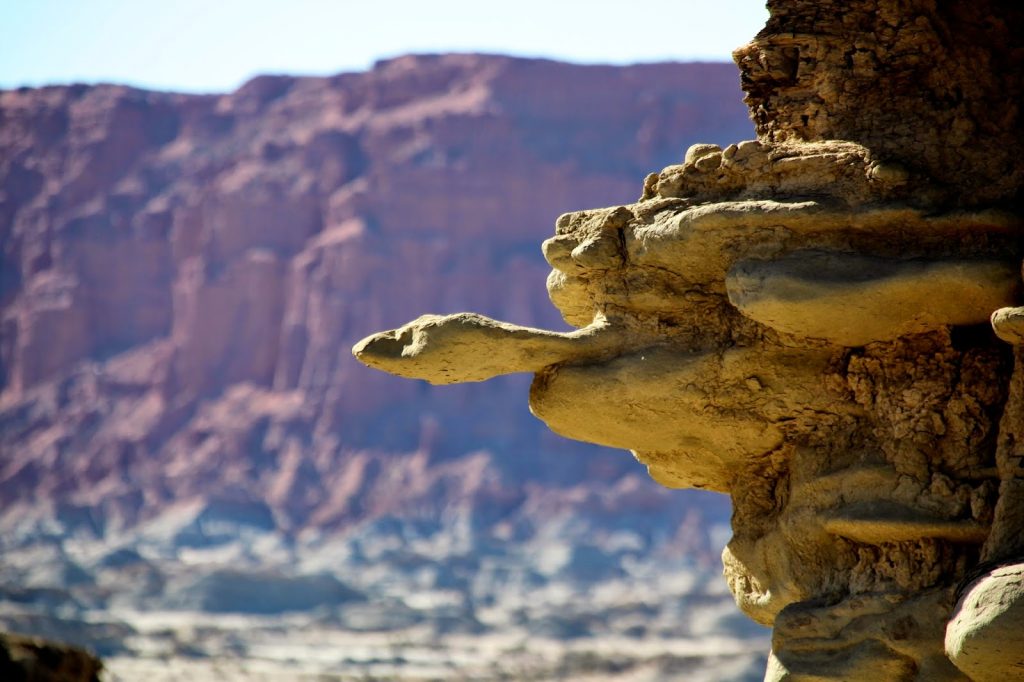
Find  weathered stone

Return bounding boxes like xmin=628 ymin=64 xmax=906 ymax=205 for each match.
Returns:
xmin=734 ymin=0 xmax=1024 ymax=206
xmin=946 ymin=565 xmax=1024 ymax=681
xmin=684 ymin=143 xmax=723 ymax=166
xmin=726 ymin=254 xmax=1019 ymax=346
xmin=353 ymin=313 xmax=623 ymax=384
xmin=354 ymin=1 xmax=1024 ymax=678
xmin=991 ymin=307 xmax=1024 ymax=345
xmin=693 ymin=152 xmax=723 ymax=172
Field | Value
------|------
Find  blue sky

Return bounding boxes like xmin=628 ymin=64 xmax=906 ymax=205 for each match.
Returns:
xmin=0 ymin=0 xmax=768 ymax=93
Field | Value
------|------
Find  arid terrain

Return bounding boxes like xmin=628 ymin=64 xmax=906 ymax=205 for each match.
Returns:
xmin=0 ymin=54 xmax=766 ymax=679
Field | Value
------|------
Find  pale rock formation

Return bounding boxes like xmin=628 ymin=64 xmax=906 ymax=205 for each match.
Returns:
xmin=354 ymin=1 xmax=1024 ymax=679
xmin=945 ymin=564 xmax=1024 ymax=680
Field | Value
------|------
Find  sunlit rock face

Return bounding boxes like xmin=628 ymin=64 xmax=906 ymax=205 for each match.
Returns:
xmin=355 ymin=2 xmax=1024 ymax=679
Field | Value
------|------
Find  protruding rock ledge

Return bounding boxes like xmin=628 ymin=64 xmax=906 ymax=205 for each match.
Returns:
xmin=726 ymin=254 xmax=1020 ymax=346
xmin=352 ymin=313 xmax=624 ymax=384
xmin=822 ymin=502 xmax=989 ymax=544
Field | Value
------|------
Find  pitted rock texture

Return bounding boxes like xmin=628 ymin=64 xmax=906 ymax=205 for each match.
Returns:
xmin=735 ymin=0 xmax=1024 ymax=206
xmin=354 ymin=3 xmax=1024 ymax=680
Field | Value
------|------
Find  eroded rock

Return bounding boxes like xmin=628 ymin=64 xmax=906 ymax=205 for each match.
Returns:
xmin=726 ymin=254 xmax=1019 ymax=346
xmin=352 ymin=313 xmax=624 ymax=384
xmin=353 ymin=1 xmax=1024 ymax=679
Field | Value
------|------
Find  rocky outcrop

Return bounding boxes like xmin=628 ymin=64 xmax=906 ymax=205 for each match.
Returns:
xmin=354 ymin=4 xmax=1024 ymax=680
xmin=0 ymin=633 xmax=101 ymax=682
xmin=734 ymin=0 xmax=1024 ymax=206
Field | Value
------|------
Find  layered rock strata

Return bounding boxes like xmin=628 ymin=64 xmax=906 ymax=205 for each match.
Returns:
xmin=0 ymin=56 xmax=752 ymax=536
xmin=354 ymin=2 xmax=1024 ymax=679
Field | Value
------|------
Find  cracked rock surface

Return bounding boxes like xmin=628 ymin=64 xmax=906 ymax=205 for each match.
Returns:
xmin=354 ymin=1 xmax=1024 ymax=679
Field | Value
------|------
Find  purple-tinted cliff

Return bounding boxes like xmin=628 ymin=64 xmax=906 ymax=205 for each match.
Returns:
xmin=1 ymin=54 xmax=752 ymax=534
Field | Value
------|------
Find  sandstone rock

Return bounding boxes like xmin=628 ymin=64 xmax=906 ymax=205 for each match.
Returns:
xmin=991 ymin=307 xmax=1024 ymax=345
xmin=734 ymin=0 xmax=1024 ymax=206
xmin=726 ymin=254 xmax=1019 ymax=346
xmin=352 ymin=313 xmax=623 ymax=384
xmin=684 ymin=143 xmax=722 ymax=167
xmin=946 ymin=565 xmax=1024 ymax=680
xmin=354 ymin=3 xmax=1024 ymax=679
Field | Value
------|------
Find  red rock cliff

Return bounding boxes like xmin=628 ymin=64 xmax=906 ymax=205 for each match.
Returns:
xmin=0 ymin=54 xmax=752 ymax=534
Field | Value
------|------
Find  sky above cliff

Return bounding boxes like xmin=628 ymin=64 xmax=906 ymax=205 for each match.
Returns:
xmin=0 ymin=0 xmax=768 ymax=93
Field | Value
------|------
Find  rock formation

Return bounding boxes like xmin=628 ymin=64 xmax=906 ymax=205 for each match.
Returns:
xmin=354 ymin=3 xmax=1024 ymax=680
xmin=1 ymin=56 xmax=762 ymax=675
xmin=0 ymin=633 xmax=102 ymax=682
